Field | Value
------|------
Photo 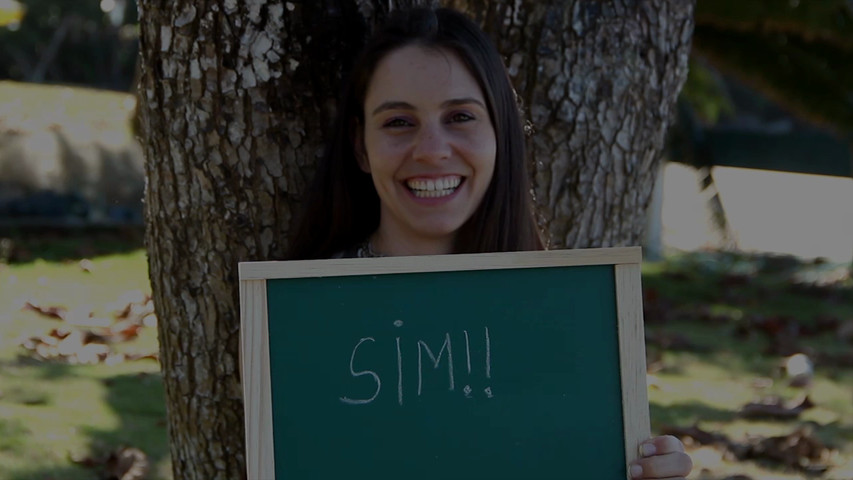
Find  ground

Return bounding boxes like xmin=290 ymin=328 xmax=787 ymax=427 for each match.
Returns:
xmin=0 ymin=233 xmax=850 ymax=479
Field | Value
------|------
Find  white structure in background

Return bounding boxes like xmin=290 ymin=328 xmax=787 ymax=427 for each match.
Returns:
xmin=645 ymin=162 xmax=853 ymax=264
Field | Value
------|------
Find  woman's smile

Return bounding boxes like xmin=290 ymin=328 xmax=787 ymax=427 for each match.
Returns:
xmin=404 ymin=175 xmax=464 ymax=199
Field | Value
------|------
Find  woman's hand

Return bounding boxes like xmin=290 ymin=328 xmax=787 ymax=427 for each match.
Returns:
xmin=630 ymin=435 xmax=693 ymax=479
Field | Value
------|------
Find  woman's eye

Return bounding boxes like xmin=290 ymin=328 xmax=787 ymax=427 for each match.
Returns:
xmin=449 ymin=112 xmax=475 ymax=123
xmin=383 ymin=118 xmax=411 ymax=128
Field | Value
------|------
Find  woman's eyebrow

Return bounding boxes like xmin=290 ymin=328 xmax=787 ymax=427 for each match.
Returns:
xmin=371 ymin=101 xmax=415 ymax=116
xmin=441 ymin=97 xmax=486 ymax=109
xmin=371 ymin=97 xmax=486 ymax=116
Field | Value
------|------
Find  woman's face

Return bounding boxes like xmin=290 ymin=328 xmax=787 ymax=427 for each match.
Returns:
xmin=358 ymin=45 xmax=496 ymax=255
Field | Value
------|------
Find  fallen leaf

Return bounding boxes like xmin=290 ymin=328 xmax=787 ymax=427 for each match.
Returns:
xmin=114 ymin=302 xmax=133 ymax=320
xmin=105 ymin=446 xmax=149 ymax=480
xmin=22 ymin=301 xmax=66 ymax=320
xmin=48 ymin=327 xmax=72 ymax=340
xmin=730 ymin=424 xmax=834 ymax=473
xmin=79 ymin=259 xmax=95 ymax=273
xmin=124 ymin=353 xmax=159 ymax=362
xmin=19 ymin=327 xmax=157 ymax=365
xmin=69 ymin=447 xmax=150 ymax=480
xmin=739 ymin=394 xmax=815 ymax=420
xmin=69 ymin=452 xmax=103 ymax=468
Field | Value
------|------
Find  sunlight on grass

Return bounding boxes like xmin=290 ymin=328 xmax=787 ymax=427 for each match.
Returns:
xmin=0 ymin=250 xmax=154 ymax=358
xmin=645 ymin=252 xmax=853 ymax=479
xmin=0 ymin=248 xmax=170 ymax=480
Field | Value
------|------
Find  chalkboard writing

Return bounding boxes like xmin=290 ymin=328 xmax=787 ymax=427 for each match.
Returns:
xmin=338 ymin=326 xmax=492 ymax=406
xmin=240 ymin=248 xmax=649 ymax=480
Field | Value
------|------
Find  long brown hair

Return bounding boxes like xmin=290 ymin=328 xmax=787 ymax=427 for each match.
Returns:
xmin=288 ymin=7 xmax=542 ymax=259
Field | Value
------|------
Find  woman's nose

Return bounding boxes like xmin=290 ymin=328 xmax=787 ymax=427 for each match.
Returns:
xmin=412 ymin=124 xmax=451 ymax=163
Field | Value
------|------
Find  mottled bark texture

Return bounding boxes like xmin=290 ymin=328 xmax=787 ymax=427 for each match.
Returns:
xmin=456 ymin=0 xmax=695 ymax=248
xmin=137 ymin=0 xmax=692 ymax=477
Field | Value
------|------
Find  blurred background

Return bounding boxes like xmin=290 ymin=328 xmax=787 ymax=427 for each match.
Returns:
xmin=0 ymin=1 xmax=851 ymax=479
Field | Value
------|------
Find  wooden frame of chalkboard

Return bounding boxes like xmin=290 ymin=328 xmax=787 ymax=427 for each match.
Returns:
xmin=239 ymin=247 xmax=649 ymax=480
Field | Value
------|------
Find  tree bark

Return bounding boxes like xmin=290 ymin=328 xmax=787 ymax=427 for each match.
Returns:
xmin=137 ymin=0 xmax=692 ymax=478
xmin=456 ymin=0 xmax=695 ymax=248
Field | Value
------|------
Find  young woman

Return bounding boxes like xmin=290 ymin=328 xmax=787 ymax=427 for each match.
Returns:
xmin=289 ymin=6 xmax=692 ymax=479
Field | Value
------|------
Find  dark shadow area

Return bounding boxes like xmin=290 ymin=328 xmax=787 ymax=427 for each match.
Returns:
xmin=5 ymin=371 xmax=170 ymax=480
xmin=0 ymin=225 xmax=145 ymax=264
xmin=650 ymin=400 xmax=739 ymax=427
xmin=5 ymin=356 xmax=78 ymax=381
xmin=0 ymin=417 xmax=30 ymax=453
xmin=816 ymin=420 xmax=853 ymax=447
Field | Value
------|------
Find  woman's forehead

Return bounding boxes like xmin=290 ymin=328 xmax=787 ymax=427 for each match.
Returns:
xmin=364 ymin=45 xmax=485 ymax=111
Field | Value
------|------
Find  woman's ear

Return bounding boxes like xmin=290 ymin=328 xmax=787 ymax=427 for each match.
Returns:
xmin=353 ymin=124 xmax=371 ymax=173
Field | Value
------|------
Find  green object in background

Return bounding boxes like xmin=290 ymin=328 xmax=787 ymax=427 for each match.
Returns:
xmin=703 ymin=129 xmax=852 ymax=177
xmin=245 ymin=251 xmax=643 ymax=480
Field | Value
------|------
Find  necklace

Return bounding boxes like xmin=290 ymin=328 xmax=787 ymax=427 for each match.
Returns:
xmin=358 ymin=238 xmax=385 ymax=258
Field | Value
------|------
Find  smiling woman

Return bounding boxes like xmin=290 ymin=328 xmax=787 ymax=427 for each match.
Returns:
xmin=286 ymin=7 xmax=542 ymax=259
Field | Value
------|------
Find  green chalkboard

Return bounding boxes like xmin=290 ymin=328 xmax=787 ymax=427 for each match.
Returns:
xmin=240 ymin=248 xmax=649 ymax=480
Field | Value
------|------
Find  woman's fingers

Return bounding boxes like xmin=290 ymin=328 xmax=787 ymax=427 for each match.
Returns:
xmin=643 ymin=435 xmax=686 ymax=455
xmin=631 ymin=451 xmax=692 ymax=478
xmin=630 ymin=435 xmax=692 ymax=479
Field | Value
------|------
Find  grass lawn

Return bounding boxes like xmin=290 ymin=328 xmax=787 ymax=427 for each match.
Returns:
xmin=0 ymin=248 xmax=171 ymax=480
xmin=644 ymin=252 xmax=853 ymax=479
xmin=0 ymin=241 xmax=851 ymax=479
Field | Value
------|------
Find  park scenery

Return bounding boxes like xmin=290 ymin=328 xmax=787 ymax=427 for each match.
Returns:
xmin=1 ymin=1 xmax=852 ymax=480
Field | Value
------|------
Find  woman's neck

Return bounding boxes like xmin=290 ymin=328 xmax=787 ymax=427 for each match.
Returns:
xmin=370 ymin=228 xmax=454 ymax=256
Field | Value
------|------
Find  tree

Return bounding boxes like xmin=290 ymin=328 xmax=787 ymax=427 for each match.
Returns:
xmin=691 ymin=0 xmax=853 ymax=133
xmin=136 ymin=1 xmax=693 ymax=478
xmin=0 ymin=0 xmax=139 ymax=90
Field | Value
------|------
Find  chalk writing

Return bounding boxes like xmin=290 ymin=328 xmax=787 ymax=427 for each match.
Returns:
xmin=339 ymin=337 xmax=381 ymax=405
xmin=396 ymin=336 xmax=403 ymax=406
xmin=340 ymin=327 xmax=492 ymax=406
xmin=485 ymin=326 xmax=491 ymax=379
xmin=418 ymin=334 xmax=454 ymax=395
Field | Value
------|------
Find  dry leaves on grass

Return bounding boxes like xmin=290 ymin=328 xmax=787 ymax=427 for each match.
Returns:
xmin=21 ymin=301 xmax=66 ymax=320
xmin=70 ymin=446 xmax=149 ymax=480
xmin=18 ymin=293 xmax=158 ymax=365
xmin=738 ymin=394 xmax=814 ymax=420
xmin=20 ymin=328 xmax=158 ymax=365
xmin=730 ymin=424 xmax=834 ymax=474
xmin=662 ymin=423 xmax=836 ymax=474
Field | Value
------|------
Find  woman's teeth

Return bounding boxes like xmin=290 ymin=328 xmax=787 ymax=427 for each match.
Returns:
xmin=406 ymin=177 xmax=462 ymax=198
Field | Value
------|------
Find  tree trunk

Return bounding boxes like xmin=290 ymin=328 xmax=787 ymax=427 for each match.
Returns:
xmin=137 ymin=0 xmax=692 ymax=478
xmin=456 ymin=0 xmax=694 ymax=248
xmin=137 ymin=2 xmax=436 ymax=478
